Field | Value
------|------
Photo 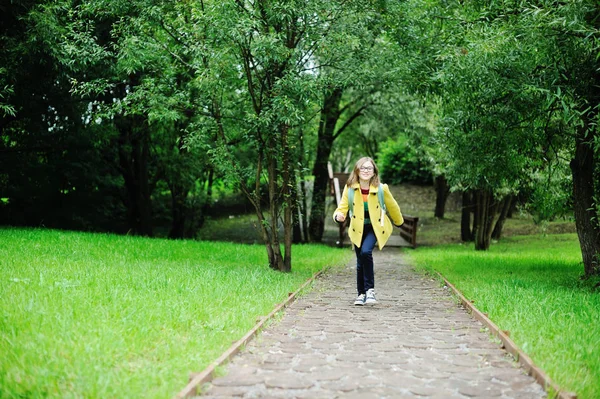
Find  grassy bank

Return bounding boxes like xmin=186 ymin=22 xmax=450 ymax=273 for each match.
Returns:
xmin=0 ymin=228 xmax=352 ymax=398
xmin=387 ymin=184 xmax=576 ymax=246
xmin=408 ymin=234 xmax=599 ymax=399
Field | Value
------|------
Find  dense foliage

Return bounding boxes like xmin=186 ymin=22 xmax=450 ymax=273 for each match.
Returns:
xmin=1 ymin=0 xmax=598 ymax=274
xmin=385 ymin=0 xmax=599 ymax=271
xmin=377 ymin=136 xmax=432 ymax=185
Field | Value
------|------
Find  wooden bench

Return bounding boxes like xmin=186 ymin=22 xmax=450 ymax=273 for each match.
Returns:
xmin=328 ymin=162 xmax=418 ymax=248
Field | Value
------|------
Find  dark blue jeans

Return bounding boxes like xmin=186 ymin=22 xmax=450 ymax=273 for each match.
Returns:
xmin=354 ymin=223 xmax=377 ymax=295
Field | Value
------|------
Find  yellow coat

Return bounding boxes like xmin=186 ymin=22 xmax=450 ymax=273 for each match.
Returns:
xmin=333 ymin=183 xmax=404 ymax=250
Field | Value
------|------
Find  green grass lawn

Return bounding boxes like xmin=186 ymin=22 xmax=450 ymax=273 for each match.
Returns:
xmin=0 ymin=228 xmax=352 ymax=398
xmin=408 ymin=234 xmax=600 ymax=399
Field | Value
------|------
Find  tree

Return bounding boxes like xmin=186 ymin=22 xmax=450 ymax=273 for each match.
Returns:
xmin=386 ymin=0 xmax=599 ymax=275
xmin=21 ymin=0 xmax=217 ymax=237
xmin=19 ymin=0 xmax=160 ymax=235
xmin=186 ymin=0 xmax=330 ymax=271
xmin=0 ymin=0 xmax=129 ymax=232
xmin=527 ymin=1 xmax=600 ymax=277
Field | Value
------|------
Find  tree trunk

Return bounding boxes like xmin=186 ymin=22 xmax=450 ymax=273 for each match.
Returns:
xmin=434 ymin=174 xmax=450 ymax=218
xmin=254 ymin=204 xmax=275 ymax=269
xmin=308 ymin=87 xmax=343 ymax=242
xmin=250 ymin=156 xmax=276 ymax=271
xmin=168 ymin=126 xmax=193 ymax=239
xmin=473 ymin=189 xmax=500 ymax=250
xmin=202 ymin=167 xmax=214 ymax=215
xmin=289 ymin=130 xmax=302 ymax=244
xmin=184 ymin=192 xmax=204 ymax=238
xmin=168 ymin=182 xmax=188 ymax=239
xmin=571 ymin=129 xmax=600 ymax=277
xmin=296 ymin=135 xmax=309 ymax=243
xmin=570 ymin=18 xmax=600 ymax=277
xmin=281 ymin=123 xmax=292 ymax=272
xmin=301 ymin=178 xmax=310 ymax=242
xmin=291 ymin=174 xmax=303 ymax=244
xmin=491 ymin=195 xmax=513 ymax=240
xmin=117 ymin=115 xmax=153 ymax=237
xmin=267 ymin=143 xmax=285 ymax=271
xmin=245 ymin=153 xmax=275 ymax=269
xmin=461 ymin=191 xmax=474 ymax=242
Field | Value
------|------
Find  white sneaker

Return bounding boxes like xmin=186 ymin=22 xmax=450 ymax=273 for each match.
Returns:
xmin=365 ymin=289 xmax=377 ymax=305
xmin=354 ymin=293 xmax=365 ymax=306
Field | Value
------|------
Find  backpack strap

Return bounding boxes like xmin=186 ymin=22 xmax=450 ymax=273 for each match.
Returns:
xmin=378 ymin=185 xmax=387 ymax=213
xmin=348 ymin=185 xmax=386 ymax=222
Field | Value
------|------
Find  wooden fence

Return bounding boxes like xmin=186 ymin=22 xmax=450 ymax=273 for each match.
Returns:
xmin=399 ymin=215 xmax=419 ymax=248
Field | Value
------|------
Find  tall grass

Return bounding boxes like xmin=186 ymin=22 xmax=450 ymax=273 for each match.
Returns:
xmin=0 ymin=228 xmax=351 ymax=398
xmin=409 ymin=234 xmax=600 ymax=399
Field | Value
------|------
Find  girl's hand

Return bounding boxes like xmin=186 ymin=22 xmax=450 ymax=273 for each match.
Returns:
xmin=334 ymin=212 xmax=345 ymax=223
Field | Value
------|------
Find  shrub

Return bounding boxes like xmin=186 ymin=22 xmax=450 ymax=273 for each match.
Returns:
xmin=378 ymin=136 xmax=432 ymax=185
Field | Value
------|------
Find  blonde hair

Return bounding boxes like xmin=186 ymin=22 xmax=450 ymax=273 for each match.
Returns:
xmin=346 ymin=157 xmax=381 ymax=187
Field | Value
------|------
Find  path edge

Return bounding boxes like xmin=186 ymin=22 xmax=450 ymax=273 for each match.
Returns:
xmin=172 ymin=269 xmax=325 ymax=399
xmin=437 ymin=272 xmax=577 ymax=399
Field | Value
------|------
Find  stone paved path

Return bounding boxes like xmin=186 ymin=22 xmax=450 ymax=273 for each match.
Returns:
xmin=198 ymin=248 xmax=546 ymax=399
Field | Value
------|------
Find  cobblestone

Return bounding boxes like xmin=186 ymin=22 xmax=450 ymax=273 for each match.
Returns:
xmin=198 ymin=248 xmax=546 ymax=398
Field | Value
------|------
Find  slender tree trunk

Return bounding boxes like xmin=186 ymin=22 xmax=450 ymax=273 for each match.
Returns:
xmin=308 ymin=87 xmax=343 ymax=242
xmin=491 ymin=195 xmax=512 ymax=240
xmin=473 ymin=190 xmax=484 ymax=249
xmin=168 ymin=129 xmax=194 ymax=239
xmin=506 ymin=197 xmax=517 ymax=218
xmin=281 ymin=124 xmax=292 ymax=272
xmin=301 ymin=176 xmax=310 ymax=242
xmin=246 ymin=157 xmax=275 ymax=269
xmin=291 ymin=175 xmax=303 ymax=244
xmin=267 ymin=144 xmax=285 ymax=271
xmin=434 ymin=174 xmax=450 ymax=219
xmin=461 ymin=191 xmax=474 ymax=242
xmin=254 ymin=154 xmax=276 ymax=269
xmin=296 ymin=134 xmax=309 ymax=243
xmin=203 ymin=168 xmax=214 ymax=214
xmin=168 ymin=182 xmax=188 ymax=239
xmin=117 ymin=116 xmax=153 ymax=237
xmin=185 ymin=190 xmax=205 ymax=238
xmin=113 ymin=74 xmax=152 ymax=237
xmin=571 ymin=129 xmax=600 ymax=277
xmin=138 ymin=129 xmax=152 ymax=235
xmin=290 ymin=130 xmax=303 ymax=244
xmin=255 ymin=205 xmax=275 ymax=267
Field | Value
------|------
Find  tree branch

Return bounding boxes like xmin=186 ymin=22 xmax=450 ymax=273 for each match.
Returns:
xmin=333 ymin=104 xmax=369 ymax=140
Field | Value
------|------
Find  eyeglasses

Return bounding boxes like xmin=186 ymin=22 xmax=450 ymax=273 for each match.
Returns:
xmin=359 ymin=166 xmax=374 ymax=172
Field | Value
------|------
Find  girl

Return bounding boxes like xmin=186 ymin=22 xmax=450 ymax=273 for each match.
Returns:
xmin=333 ymin=157 xmax=404 ymax=305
